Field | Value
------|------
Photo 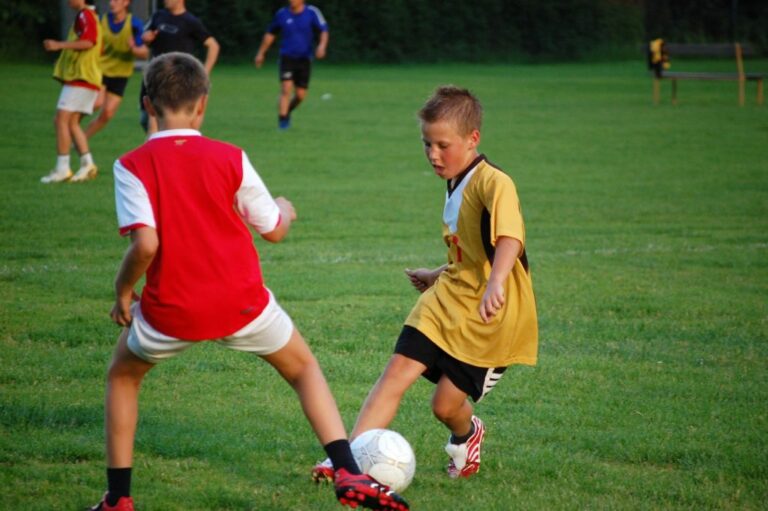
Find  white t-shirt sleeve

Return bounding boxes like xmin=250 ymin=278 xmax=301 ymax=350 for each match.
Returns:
xmin=114 ymin=159 xmax=156 ymax=236
xmin=235 ymin=151 xmax=281 ymax=234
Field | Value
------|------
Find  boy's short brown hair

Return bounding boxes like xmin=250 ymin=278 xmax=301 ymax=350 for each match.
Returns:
xmin=143 ymin=52 xmax=210 ymax=117
xmin=418 ymin=85 xmax=483 ymax=136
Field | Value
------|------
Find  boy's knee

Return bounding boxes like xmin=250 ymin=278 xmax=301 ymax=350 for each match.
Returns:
xmin=431 ymin=400 xmax=459 ymax=423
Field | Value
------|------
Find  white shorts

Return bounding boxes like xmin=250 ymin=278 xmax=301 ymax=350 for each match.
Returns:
xmin=57 ymin=85 xmax=98 ymax=114
xmin=126 ymin=290 xmax=294 ymax=364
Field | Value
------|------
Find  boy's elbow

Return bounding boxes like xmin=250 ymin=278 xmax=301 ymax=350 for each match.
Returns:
xmin=132 ymin=228 xmax=159 ymax=260
xmin=260 ymin=228 xmax=286 ymax=244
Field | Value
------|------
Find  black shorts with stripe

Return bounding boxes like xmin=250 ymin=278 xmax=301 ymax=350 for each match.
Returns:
xmin=279 ymin=56 xmax=312 ymax=89
xmin=394 ymin=325 xmax=507 ymax=402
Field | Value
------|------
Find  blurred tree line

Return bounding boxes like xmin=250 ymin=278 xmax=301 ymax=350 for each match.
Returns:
xmin=3 ymin=0 xmax=766 ymax=62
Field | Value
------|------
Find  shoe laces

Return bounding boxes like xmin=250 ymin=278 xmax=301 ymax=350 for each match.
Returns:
xmin=445 ymin=442 xmax=468 ymax=470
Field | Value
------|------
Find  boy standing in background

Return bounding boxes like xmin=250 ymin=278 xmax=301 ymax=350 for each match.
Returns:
xmin=41 ymin=0 xmax=102 ymax=183
xmin=85 ymin=0 xmax=148 ymax=139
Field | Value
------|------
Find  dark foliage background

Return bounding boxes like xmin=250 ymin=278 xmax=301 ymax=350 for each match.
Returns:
xmin=3 ymin=0 xmax=766 ymax=62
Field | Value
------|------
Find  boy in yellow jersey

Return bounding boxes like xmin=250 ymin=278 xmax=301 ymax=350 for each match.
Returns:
xmin=41 ymin=0 xmax=102 ymax=183
xmin=85 ymin=0 xmax=148 ymax=139
xmin=314 ymin=85 xmax=538 ymax=481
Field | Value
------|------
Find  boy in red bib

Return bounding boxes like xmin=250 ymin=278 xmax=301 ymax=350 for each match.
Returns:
xmin=90 ymin=52 xmax=408 ymax=511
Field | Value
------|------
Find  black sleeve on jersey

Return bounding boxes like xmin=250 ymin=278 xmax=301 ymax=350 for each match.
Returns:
xmin=190 ymin=15 xmax=212 ymax=43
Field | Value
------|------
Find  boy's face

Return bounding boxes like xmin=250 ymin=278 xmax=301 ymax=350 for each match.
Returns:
xmin=109 ymin=0 xmax=130 ymax=14
xmin=421 ymin=120 xmax=480 ymax=181
xmin=164 ymin=0 xmax=183 ymax=10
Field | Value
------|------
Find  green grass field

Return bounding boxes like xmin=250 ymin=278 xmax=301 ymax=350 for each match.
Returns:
xmin=1 ymin=59 xmax=767 ymax=510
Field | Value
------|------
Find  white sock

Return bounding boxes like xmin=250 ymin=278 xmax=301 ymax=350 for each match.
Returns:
xmin=80 ymin=152 xmax=94 ymax=167
xmin=56 ymin=155 xmax=70 ymax=172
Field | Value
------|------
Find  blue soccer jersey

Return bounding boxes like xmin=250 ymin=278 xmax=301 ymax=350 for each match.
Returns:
xmin=267 ymin=5 xmax=328 ymax=59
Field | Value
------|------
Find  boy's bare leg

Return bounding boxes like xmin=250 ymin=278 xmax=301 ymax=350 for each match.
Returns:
xmin=69 ymin=112 xmax=90 ymax=157
xmin=86 ymin=91 xmax=122 ymax=138
xmin=432 ymin=375 xmax=474 ymax=437
xmin=278 ymin=80 xmax=294 ymax=118
xmin=106 ymin=329 xmax=154 ymax=467
xmin=260 ymin=328 xmax=347 ymax=444
xmin=350 ymin=354 xmax=425 ymax=439
xmin=55 ymin=109 xmax=73 ymax=156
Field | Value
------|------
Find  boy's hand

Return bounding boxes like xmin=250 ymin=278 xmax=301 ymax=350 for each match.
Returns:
xmin=142 ymin=30 xmax=158 ymax=45
xmin=479 ymin=280 xmax=505 ymax=323
xmin=274 ymin=196 xmax=296 ymax=221
xmin=110 ymin=291 xmax=139 ymax=327
xmin=111 ymin=297 xmax=133 ymax=327
xmin=254 ymin=53 xmax=265 ymax=68
xmin=43 ymin=39 xmax=61 ymax=52
xmin=405 ymin=268 xmax=435 ymax=293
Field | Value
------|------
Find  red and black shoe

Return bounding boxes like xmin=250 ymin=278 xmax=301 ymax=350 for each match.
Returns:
xmin=312 ymin=458 xmax=335 ymax=483
xmin=334 ymin=468 xmax=410 ymax=511
xmin=89 ymin=493 xmax=134 ymax=511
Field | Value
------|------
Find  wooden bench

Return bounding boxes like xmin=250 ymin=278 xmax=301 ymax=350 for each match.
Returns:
xmin=648 ymin=41 xmax=765 ymax=106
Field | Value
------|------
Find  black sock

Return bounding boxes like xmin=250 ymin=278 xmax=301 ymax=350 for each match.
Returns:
xmin=279 ymin=114 xmax=289 ymax=122
xmin=324 ymin=439 xmax=361 ymax=475
xmin=106 ymin=467 xmax=132 ymax=506
xmin=288 ymin=97 xmax=301 ymax=113
xmin=450 ymin=422 xmax=475 ymax=445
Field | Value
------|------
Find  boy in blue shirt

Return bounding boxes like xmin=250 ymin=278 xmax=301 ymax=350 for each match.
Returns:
xmin=254 ymin=0 xmax=329 ymax=129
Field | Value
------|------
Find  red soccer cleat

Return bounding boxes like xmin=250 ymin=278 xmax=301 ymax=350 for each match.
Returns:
xmin=312 ymin=457 xmax=335 ymax=483
xmin=334 ymin=468 xmax=410 ymax=511
xmin=445 ymin=415 xmax=485 ymax=479
xmin=89 ymin=493 xmax=134 ymax=511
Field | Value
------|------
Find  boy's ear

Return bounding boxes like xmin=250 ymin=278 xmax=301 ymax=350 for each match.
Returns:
xmin=142 ymin=96 xmax=159 ymax=118
xmin=197 ymin=95 xmax=209 ymax=116
xmin=191 ymin=95 xmax=208 ymax=130
xmin=469 ymin=128 xmax=481 ymax=149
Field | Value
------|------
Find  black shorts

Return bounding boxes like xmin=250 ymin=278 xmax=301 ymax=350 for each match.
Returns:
xmin=103 ymin=76 xmax=129 ymax=97
xmin=279 ymin=56 xmax=312 ymax=89
xmin=394 ymin=326 xmax=507 ymax=402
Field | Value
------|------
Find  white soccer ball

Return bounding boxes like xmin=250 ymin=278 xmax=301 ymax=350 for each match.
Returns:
xmin=351 ymin=429 xmax=416 ymax=492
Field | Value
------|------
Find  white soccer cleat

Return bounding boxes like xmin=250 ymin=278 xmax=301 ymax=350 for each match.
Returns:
xmin=70 ymin=163 xmax=98 ymax=182
xmin=445 ymin=415 xmax=485 ymax=479
xmin=40 ymin=167 xmax=73 ymax=184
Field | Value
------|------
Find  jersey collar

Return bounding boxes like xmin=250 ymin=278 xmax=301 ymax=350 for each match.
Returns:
xmin=447 ymin=154 xmax=486 ymax=197
xmin=148 ymin=129 xmax=202 ymax=140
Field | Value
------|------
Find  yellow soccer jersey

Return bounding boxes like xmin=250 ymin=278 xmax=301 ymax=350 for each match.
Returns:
xmin=53 ymin=7 xmax=102 ymax=87
xmin=405 ymin=155 xmax=538 ymax=368
xmin=100 ymin=13 xmax=137 ymax=78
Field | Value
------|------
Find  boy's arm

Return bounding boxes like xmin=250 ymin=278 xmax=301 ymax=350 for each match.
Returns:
xmin=405 ymin=264 xmax=448 ymax=293
xmin=254 ymin=32 xmax=276 ymax=68
xmin=129 ymin=18 xmax=149 ymax=59
xmin=43 ymin=38 xmax=95 ymax=52
xmin=260 ymin=197 xmax=295 ymax=243
xmin=111 ymin=227 xmax=159 ymax=327
xmin=202 ymin=36 xmax=220 ymax=74
xmin=479 ymin=236 xmax=522 ymax=323
xmin=315 ymin=30 xmax=329 ymax=59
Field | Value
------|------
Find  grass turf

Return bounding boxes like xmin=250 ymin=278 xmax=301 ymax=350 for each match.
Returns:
xmin=1 ymin=59 xmax=767 ymax=510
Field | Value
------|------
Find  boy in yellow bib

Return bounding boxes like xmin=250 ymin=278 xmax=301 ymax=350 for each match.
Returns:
xmin=41 ymin=0 xmax=102 ymax=183
xmin=85 ymin=0 xmax=148 ymax=139
xmin=314 ymin=85 xmax=538 ymax=481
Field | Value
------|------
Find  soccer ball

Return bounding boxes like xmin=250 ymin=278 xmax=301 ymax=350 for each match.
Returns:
xmin=351 ymin=429 xmax=416 ymax=493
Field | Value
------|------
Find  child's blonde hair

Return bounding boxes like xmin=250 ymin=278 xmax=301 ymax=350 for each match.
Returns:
xmin=418 ymin=85 xmax=483 ymax=136
xmin=144 ymin=52 xmax=210 ymax=117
